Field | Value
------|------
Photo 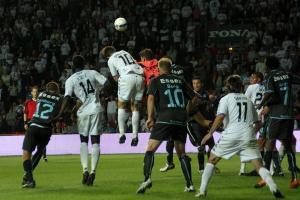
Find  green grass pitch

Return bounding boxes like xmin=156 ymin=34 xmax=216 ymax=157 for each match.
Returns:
xmin=1 ymin=154 xmax=300 ymax=200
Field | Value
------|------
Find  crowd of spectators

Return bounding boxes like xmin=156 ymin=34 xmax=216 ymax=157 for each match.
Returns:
xmin=0 ymin=0 xmax=299 ymax=133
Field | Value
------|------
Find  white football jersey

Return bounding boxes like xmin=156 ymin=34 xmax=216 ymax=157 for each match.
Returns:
xmin=65 ymin=70 xmax=107 ymax=116
xmin=108 ymin=50 xmax=143 ymax=77
xmin=245 ymin=83 xmax=264 ymax=106
xmin=217 ymin=93 xmax=258 ymax=140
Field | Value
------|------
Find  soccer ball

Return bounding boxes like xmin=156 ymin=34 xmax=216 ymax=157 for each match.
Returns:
xmin=114 ymin=17 xmax=127 ymax=32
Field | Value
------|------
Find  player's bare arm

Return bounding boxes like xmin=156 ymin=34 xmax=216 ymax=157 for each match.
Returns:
xmin=146 ymin=94 xmax=155 ymax=129
xmin=201 ymin=114 xmax=225 ymax=146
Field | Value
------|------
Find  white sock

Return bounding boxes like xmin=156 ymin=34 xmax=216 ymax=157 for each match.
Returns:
xmin=258 ymin=167 xmax=278 ymax=192
xmin=270 ymin=160 xmax=274 ymax=175
xmin=91 ymin=143 xmax=100 ymax=173
xmin=240 ymin=162 xmax=246 ymax=173
xmin=80 ymin=142 xmax=88 ymax=172
xmin=118 ymin=108 xmax=129 ymax=136
xmin=200 ymin=163 xmax=215 ymax=193
xmin=278 ymin=145 xmax=284 ymax=160
xmin=132 ymin=111 xmax=139 ymax=138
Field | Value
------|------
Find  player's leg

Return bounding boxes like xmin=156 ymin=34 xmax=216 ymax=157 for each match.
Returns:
xmin=160 ymin=139 xmax=175 ymax=172
xmin=43 ymin=148 xmax=47 ymax=162
xmin=130 ymin=75 xmax=144 ymax=146
xmin=21 ymin=126 xmax=38 ymax=188
xmin=136 ymin=139 xmax=161 ymax=194
xmin=137 ymin=123 xmax=167 ymax=194
xmin=272 ymin=146 xmax=284 ymax=176
xmin=117 ymin=76 xmax=132 ymax=144
xmin=282 ymin=138 xmax=299 ymax=188
xmin=32 ymin=145 xmax=46 ymax=170
xmin=174 ymin=141 xmax=194 ymax=192
xmin=77 ymin=114 xmax=90 ymax=185
xmin=86 ymin=135 xmax=100 ymax=186
xmin=196 ymin=152 xmax=222 ymax=197
xmin=131 ymin=100 xmax=140 ymax=146
xmin=291 ymin=134 xmax=300 ymax=172
xmin=207 ymin=136 xmax=221 ymax=174
xmin=187 ymin=120 xmax=205 ymax=172
xmin=251 ymin=158 xmax=283 ymax=198
xmin=117 ymin=100 xmax=129 ymax=143
xmin=86 ymin=112 xmax=103 ymax=186
xmin=80 ymin=135 xmax=89 ymax=184
xmin=279 ymin=120 xmax=299 ymax=188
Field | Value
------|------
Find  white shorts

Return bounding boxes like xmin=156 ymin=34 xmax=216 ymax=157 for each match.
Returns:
xmin=118 ymin=74 xmax=144 ymax=102
xmin=211 ymin=137 xmax=261 ymax=162
xmin=77 ymin=112 xmax=104 ymax=137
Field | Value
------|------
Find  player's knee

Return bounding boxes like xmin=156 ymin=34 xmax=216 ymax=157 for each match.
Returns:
xmin=179 ymin=155 xmax=191 ymax=162
xmin=80 ymin=135 xmax=89 ymax=143
xmin=91 ymin=135 xmax=100 ymax=144
xmin=22 ymin=150 xmax=31 ymax=160
xmin=197 ymin=146 xmax=205 ymax=154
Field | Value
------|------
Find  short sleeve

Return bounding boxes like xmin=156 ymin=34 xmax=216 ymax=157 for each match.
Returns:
xmin=64 ymin=78 xmax=73 ymax=97
xmin=245 ymin=85 xmax=252 ymax=98
xmin=264 ymin=75 xmax=275 ymax=94
xmin=24 ymin=100 xmax=29 ymax=114
xmin=147 ymin=78 xmax=158 ymax=96
xmin=108 ymin=57 xmax=118 ymax=77
xmin=94 ymin=71 xmax=107 ymax=85
xmin=217 ymin=96 xmax=228 ymax=116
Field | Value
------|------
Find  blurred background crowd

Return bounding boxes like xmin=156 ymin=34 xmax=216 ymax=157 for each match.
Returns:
xmin=0 ymin=0 xmax=300 ymax=134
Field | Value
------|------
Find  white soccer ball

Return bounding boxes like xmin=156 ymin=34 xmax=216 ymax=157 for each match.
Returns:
xmin=114 ymin=17 xmax=127 ymax=32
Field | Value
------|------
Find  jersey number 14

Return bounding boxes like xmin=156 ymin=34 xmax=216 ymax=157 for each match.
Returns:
xmin=79 ymin=79 xmax=95 ymax=97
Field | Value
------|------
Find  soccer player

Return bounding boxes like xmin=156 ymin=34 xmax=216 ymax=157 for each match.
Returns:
xmin=24 ymin=86 xmax=48 ymax=162
xmin=255 ymin=56 xmax=300 ymax=188
xmin=21 ymin=82 xmax=62 ymax=188
xmin=196 ymin=75 xmax=283 ymax=198
xmin=160 ymin=76 xmax=218 ymax=173
xmin=241 ymin=72 xmax=283 ymax=176
xmin=136 ymin=58 xmax=196 ymax=194
xmin=101 ymin=46 xmax=144 ymax=146
xmin=60 ymin=55 xmax=108 ymax=186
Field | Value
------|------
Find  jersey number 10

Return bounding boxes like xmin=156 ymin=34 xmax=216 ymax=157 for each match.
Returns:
xmin=164 ymin=88 xmax=185 ymax=108
xmin=80 ymin=79 xmax=95 ymax=98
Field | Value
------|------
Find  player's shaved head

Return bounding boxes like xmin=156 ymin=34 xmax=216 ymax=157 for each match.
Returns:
xmin=46 ymin=81 xmax=60 ymax=94
xmin=101 ymin=46 xmax=116 ymax=58
xmin=72 ymin=55 xmax=85 ymax=69
xmin=158 ymin=58 xmax=171 ymax=73
xmin=225 ymin=75 xmax=243 ymax=93
xmin=160 ymin=56 xmax=173 ymax=64
xmin=139 ymin=49 xmax=154 ymax=60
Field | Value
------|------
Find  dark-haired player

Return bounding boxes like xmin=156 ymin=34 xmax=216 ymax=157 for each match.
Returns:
xmin=59 ymin=55 xmax=108 ymax=186
xmin=196 ymin=75 xmax=283 ymax=198
xmin=136 ymin=58 xmax=196 ymax=194
xmin=255 ymin=56 xmax=300 ymax=189
xmin=21 ymin=82 xmax=62 ymax=188
xmin=101 ymin=46 xmax=144 ymax=146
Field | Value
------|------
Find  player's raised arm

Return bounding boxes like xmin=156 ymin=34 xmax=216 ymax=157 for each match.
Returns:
xmin=100 ymin=46 xmax=119 ymax=81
